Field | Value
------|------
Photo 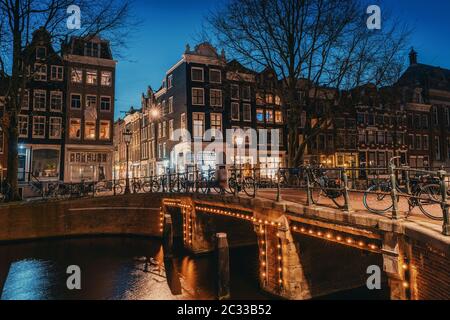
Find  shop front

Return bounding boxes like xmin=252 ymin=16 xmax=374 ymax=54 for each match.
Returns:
xmin=18 ymin=144 xmax=62 ymax=182
xmin=64 ymin=145 xmax=113 ymax=183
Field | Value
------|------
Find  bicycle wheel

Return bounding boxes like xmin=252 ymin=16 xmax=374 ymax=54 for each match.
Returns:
xmin=151 ymin=180 xmax=160 ymax=193
xmin=243 ymin=177 xmax=256 ymax=197
xmin=310 ymin=181 xmax=323 ymax=205
xmin=142 ymin=182 xmax=152 ymax=193
xmin=418 ymin=184 xmax=443 ymax=221
xmin=227 ymin=178 xmax=238 ymax=195
xmin=363 ymin=184 xmax=393 ymax=214
xmin=114 ymin=184 xmax=123 ymax=195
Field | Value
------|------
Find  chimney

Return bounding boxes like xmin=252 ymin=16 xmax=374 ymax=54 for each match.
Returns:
xmin=409 ymin=48 xmax=418 ymax=66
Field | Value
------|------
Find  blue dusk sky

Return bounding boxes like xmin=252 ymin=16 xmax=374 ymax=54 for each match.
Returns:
xmin=114 ymin=0 xmax=450 ymax=119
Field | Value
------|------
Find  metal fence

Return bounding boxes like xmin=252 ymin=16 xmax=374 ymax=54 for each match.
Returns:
xmin=1 ymin=164 xmax=449 ymax=236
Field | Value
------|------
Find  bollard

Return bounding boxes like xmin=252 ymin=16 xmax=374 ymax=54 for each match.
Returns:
xmin=162 ymin=175 xmax=166 ymax=193
xmin=216 ymin=233 xmax=230 ymax=300
xmin=439 ymin=170 xmax=450 ymax=236
xmin=276 ymin=169 xmax=282 ymax=203
xmin=389 ymin=165 xmax=399 ymax=220
xmin=163 ymin=214 xmax=174 ymax=258
xmin=177 ymin=173 xmax=181 ymax=193
xmin=342 ymin=170 xmax=351 ymax=212
xmin=306 ymin=169 xmax=313 ymax=206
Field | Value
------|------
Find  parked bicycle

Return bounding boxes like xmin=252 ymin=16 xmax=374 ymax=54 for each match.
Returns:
xmin=226 ymin=167 xmax=256 ymax=197
xmin=363 ymin=157 xmax=443 ymax=220
xmin=306 ymin=165 xmax=345 ymax=208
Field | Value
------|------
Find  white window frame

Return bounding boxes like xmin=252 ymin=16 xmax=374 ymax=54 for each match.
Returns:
xmin=100 ymin=71 xmax=112 ymax=87
xmin=70 ymin=93 xmax=82 ymax=110
xmin=50 ymin=91 xmax=63 ymax=112
xmin=69 ymin=118 xmax=81 ymax=140
xmin=34 ymin=63 xmax=47 ymax=81
xmin=192 ymin=88 xmax=205 ymax=106
xmin=21 ymin=90 xmax=30 ymax=110
xmin=210 ymin=89 xmax=223 ymax=107
xmin=32 ymin=116 xmax=46 ymax=139
xmin=86 ymin=69 xmax=98 ymax=85
xmin=231 ymin=102 xmax=240 ymax=121
xmin=51 ymin=65 xmax=64 ymax=81
xmin=99 ymin=120 xmax=111 ymax=140
xmin=169 ymin=119 xmax=174 ymax=140
xmin=193 ymin=112 xmax=205 ymax=139
xmin=231 ymin=84 xmax=239 ymax=100
xmin=242 ymin=86 xmax=251 ymax=101
xmin=243 ymin=104 xmax=251 ymax=122
xmin=100 ymin=96 xmax=111 ymax=112
xmin=18 ymin=115 xmax=29 ymax=138
xmin=168 ymin=96 xmax=174 ymax=113
xmin=209 ymin=69 xmax=222 ymax=84
xmin=191 ymin=67 xmax=204 ymax=82
xmin=210 ymin=113 xmax=222 ymax=137
xmin=71 ymin=68 xmax=83 ymax=83
xmin=33 ymin=90 xmax=46 ymax=111
xmin=49 ymin=117 xmax=62 ymax=139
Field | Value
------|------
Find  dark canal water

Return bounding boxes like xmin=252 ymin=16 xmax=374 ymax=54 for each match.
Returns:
xmin=0 ymin=237 xmax=389 ymax=300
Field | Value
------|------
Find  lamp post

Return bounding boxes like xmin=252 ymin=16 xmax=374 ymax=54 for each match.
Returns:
xmin=123 ymin=129 xmax=133 ymax=195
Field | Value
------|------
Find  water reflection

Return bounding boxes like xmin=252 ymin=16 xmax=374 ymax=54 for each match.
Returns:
xmin=0 ymin=237 xmax=266 ymax=300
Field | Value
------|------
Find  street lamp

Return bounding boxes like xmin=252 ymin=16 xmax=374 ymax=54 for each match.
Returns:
xmin=123 ymin=129 xmax=133 ymax=194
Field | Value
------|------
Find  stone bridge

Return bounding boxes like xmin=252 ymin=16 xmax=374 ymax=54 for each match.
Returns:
xmin=0 ymin=191 xmax=449 ymax=300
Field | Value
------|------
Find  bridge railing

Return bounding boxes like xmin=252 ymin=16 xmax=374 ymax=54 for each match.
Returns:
xmin=19 ymin=165 xmax=449 ymax=236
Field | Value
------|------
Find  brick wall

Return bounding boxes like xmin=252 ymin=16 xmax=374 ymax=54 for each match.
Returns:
xmin=410 ymin=238 xmax=450 ymax=300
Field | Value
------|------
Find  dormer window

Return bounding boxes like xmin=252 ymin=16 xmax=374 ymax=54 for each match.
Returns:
xmin=36 ymin=47 xmax=46 ymax=60
xmin=85 ymin=41 xmax=100 ymax=58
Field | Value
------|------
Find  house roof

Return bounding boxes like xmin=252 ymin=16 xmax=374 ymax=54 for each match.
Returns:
xmin=396 ymin=63 xmax=450 ymax=91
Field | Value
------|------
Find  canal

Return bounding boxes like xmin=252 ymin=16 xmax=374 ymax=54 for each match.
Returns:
xmin=0 ymin=237 xmax=389 ymax=300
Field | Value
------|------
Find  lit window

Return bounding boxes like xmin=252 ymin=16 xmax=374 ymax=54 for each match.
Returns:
xmin=99 ymin=121 xmax=111 ymax=140
xmin=192 ymin=88 xmax=204 ymax=105
xmin=85 ymin=121 xmax=96 ymax=140
xmin=32 ymin=116 xmax=46 ymax=138
xmin=71 ymin=68 xmax=83 ymax=83
xmin=191 ymin=67 xmax=204 ymax=82
xmin=49 ymin=117 xmax=62 ymax=139
xmin=86 ymin=70 xmax=98 ymax=85
xmin=193 ymin=113 xmax=205 ymax=139
xmin=256 ymin=109 xmax=264 ymax=123
xmin=210 ymin=113 xmax=222 ymax=137
xmin=33 ymin=90 xmax=46 ymax=111
xmin=101 ymin=71 xmax=112 ymax=86
xmin=69 ymin=119 xmax=81 ymax=140
xmin=275 ymin=110 xmax=283 ymax=123
xmin=265 ymin=94 xmax=274 ymax=104
xmin=51 ymin=66 xmax=64 ymax=81
xmin=210 ymin=89 xmax=222 ymax=107
xmin=50 ymin=91 xmax=63 ymax=112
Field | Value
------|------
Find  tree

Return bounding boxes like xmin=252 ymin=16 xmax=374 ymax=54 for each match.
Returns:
xmin=0 ymin=0 xmax=133 ymax=201
xmin=207 ymin=0 xmax=410 ymax=167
